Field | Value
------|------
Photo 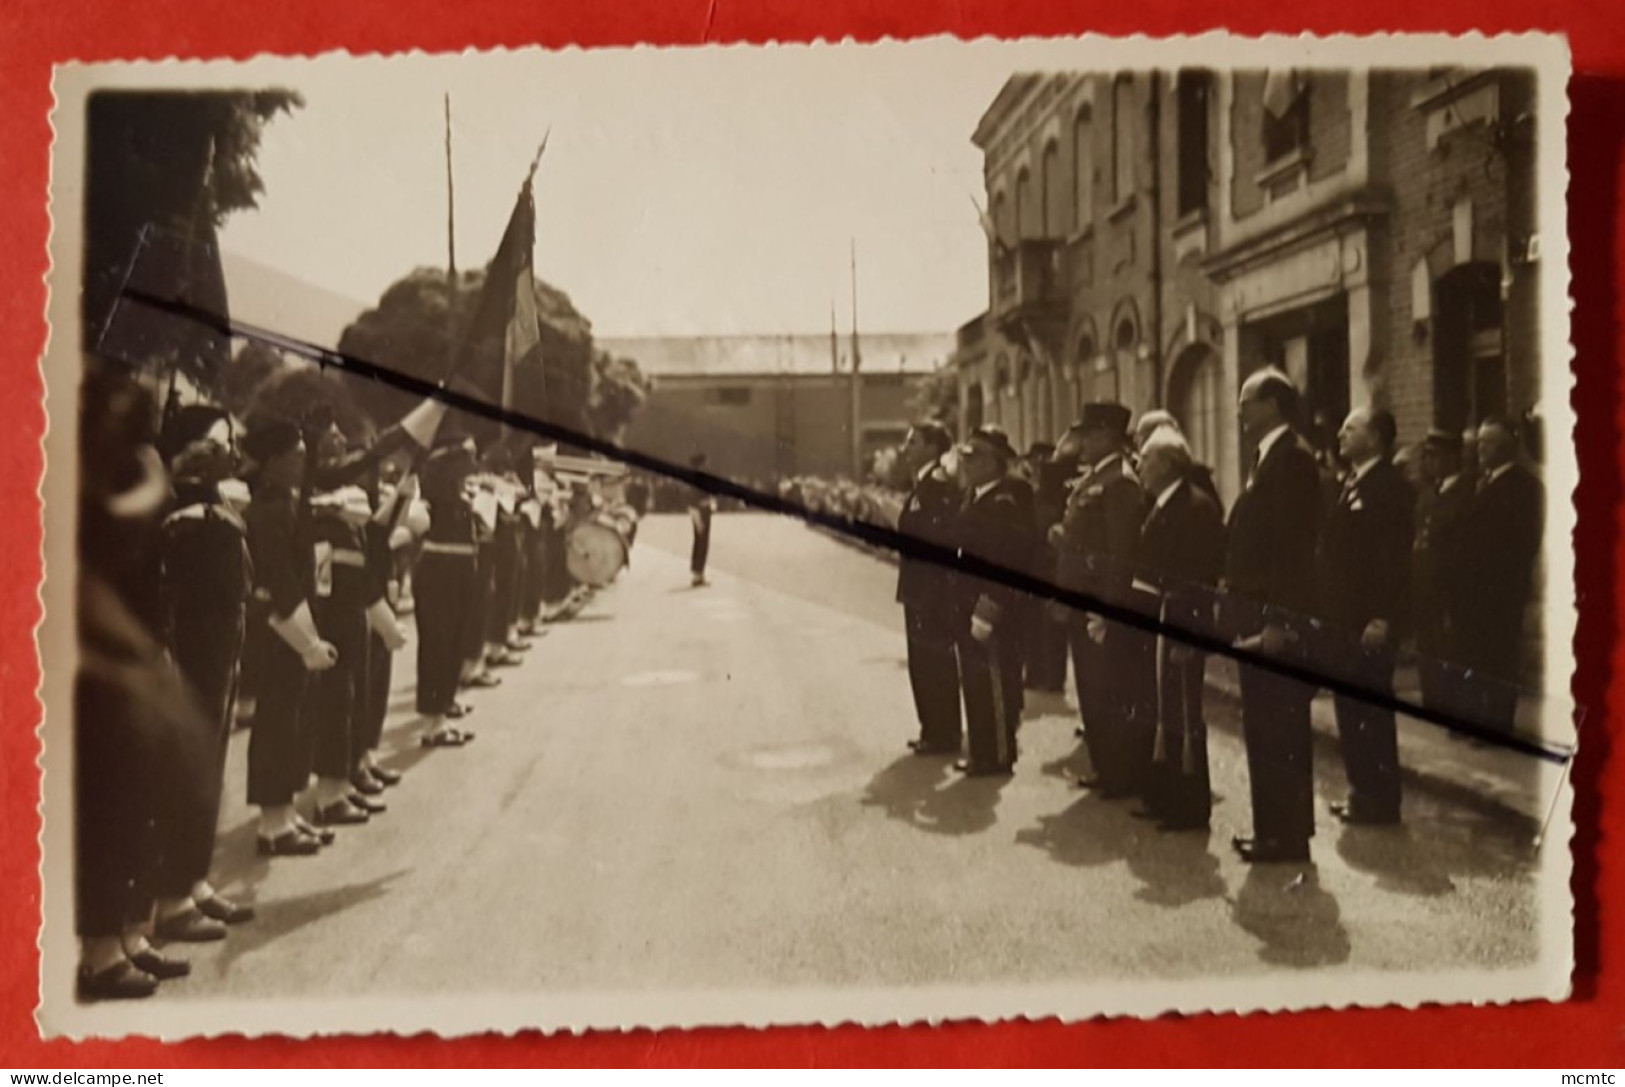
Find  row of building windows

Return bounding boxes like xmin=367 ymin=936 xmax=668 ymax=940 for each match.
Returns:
xmin=990 ymin=70 xmax=1311 ymax=244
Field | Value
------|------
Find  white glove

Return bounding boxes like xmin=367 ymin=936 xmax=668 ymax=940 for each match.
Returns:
xmin=366 ymin=600 xmax=408 ymax=651
xmin=970 ymin=615 xmax=993 ymax=643
xmin=269 ymin=601 xmax=340 ymax=672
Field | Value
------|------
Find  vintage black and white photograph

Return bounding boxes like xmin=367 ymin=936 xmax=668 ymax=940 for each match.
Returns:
xmin=38 ymin=33 xmax=1575 ymax=1038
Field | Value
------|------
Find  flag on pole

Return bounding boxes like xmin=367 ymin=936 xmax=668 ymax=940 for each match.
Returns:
xmin=429 ymin=178 xmax=543 ymax=453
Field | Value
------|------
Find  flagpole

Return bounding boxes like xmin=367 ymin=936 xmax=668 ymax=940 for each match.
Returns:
xmin=849 ymin=239 xmax=862 ymax=479
xmin=445 ymin=94 xmax=457 ymax=280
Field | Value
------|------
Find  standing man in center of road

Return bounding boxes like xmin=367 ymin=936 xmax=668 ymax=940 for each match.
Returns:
xmin=894 ymin=422 xmax=963 ymax=756
xmin=688 ymin=452 xmax=717 ymax=588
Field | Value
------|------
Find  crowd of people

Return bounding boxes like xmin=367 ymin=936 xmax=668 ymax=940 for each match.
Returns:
xmin=891 ymin=366 xmax=1546 ymax=865
xmin=73 ymin=356 xmax=635 ymax=1002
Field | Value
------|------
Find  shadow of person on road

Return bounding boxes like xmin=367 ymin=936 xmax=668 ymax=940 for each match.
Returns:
xmin=1229 ymin=864 xmax=1351 ymax=968
xmin=860 ymin=755 xmax=1007 ymax=836
xmin=1334 ymin=801 xmax=1537 ymax=899
xmin=1020 ymin=687 xmax=1073 ymax=723
xmin=1014 ymin=794 xmax=1137 ymax=869
xmin=1037 ymin=742 xmax=1094 ymax=785
xmin=206 ymin=868 xmax=412 ymax=982
xmin=1125 ymin=830 xmax=1228 ymax=909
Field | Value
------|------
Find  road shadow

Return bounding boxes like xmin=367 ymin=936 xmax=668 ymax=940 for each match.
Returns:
xmin=860 ymin=754 xmax=1007 ymax=836
xmin=1038 ymin=743 xmax=1094 ymax=785
xmin=205 ymin=868 xmax=411 ymax=982
xmin=1014 ymin=794 xmax=1137 ymax=869
xmin=1229 ymin=864 xmax=1351 ymax=968
xmin=1334 ymin=800 xmax=1538 ymax=898
xmin=1021 ymin=687 xmax=1073 ymax=722
xmin=1125 ymin=830 xmax=1228 ymax=909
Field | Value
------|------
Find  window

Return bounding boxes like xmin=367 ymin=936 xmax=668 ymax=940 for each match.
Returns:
xmin=1177 ymin=70 xmax=1213 ymax=216
xmin=1072 ymin=107 xmax=1094 ymax=232
xmin=1041 ymin=141 xmax=1063 ymax=237
xmin=1112 ymin=75 xmax=1135 ymax=204
xmin=705 ymin=386 xmax=753 ymax=407
xmin=1262 ymin=70 xmax=1310 ymax=164
xmin=992 ymin=191 xmax=1009 ymax=248
xmin=1015 ymin=167 xmax=1034 ymax=241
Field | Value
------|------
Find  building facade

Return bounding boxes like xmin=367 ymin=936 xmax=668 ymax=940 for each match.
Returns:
xmin=607 ymin=332 xmax=954 ymax=484
xmin=953 ymin=67 xmax=1540 ymax=504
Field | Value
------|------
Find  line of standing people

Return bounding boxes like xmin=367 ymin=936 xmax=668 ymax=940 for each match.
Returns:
xmin=894 ymin=364 xmax=1545 ymax=866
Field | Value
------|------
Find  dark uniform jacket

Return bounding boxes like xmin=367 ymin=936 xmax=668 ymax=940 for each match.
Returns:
xmin=1055 ymin=452 xmax=1146 ymax=614
xmin=1317 ymin=458 xmax=1415 ymax=640
xmin=159 ymin=479 xmax=253 ymax=634
xmin=1413 ymin=475 xmax=1472 ymax=642
xmin=895 ymin=461 xmax=961 ymax=609
xmin=1460 ymin=463 xmax=1545 ymax=634
xmin=1136 ymin=479 xmax=1226 ymax=642
xmin=244 ymin=481 xmax=315 ymax=623
xmin=951 ymin=476 xmax=1035 ymax=633
xmin=1225 ymin=429 xmax=1322 ymax=635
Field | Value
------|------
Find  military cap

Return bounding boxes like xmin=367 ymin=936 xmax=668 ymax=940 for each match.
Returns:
xmin=1079 ymin=401 xmax=1132 ymax=436
xmin=960 ymin=424 xmax=1017 ymax=462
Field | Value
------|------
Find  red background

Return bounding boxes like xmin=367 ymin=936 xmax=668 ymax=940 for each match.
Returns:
xmin=1 ymin=0 xmax=1620 ymax=1068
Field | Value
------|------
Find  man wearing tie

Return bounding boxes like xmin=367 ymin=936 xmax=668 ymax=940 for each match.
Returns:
xmin=1412 ymin=430 xmax=1474 ymax=726
xmin=1318 ymin=408 xmax=1414 ymax=826
xmin=950 ymin=426 xmax=1033 ymax=777
xmin=1459 ymin=416 xmax=1545 ymax=736
xmin=894 ymin=423 xmax=963 ymax=756
xmin=1225 ymin=368 xmax=1323 ymax=864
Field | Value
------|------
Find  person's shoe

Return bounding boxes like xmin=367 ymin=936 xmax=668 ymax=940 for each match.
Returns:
xmin=1232 ymin=836 xmax=1311 ymax=864
xmin=1129 ymin=807 xmax=1165 ymax=822
xmin=127 ymin=947 xmax=191 ymax=980
xmin=1330 ymin=801 xmax=1400 ymax=827
xmin=195 ymin=893 xmax=255 ymax=925
xmin=965 ymin=763 xmax=1014 ymax=778
xmin=314 ymin=799 xmax=370 ymax=827
xmin=349 ymin=770 xmax=386 ymax=797
xmin=77 ymin=960 xmax=158 ymax=1001
xmin=257 ymin=830 xmax=322 ymax=856
xmin=293 ymin=821 xmax=337 ymax=846
xmin=348 ymin=791 xmax=387 ymax=815
xmin=909 ymin=741 xmax=957 ymax=756
xmin=154 ymin=906 xmax=228 ymax=943
xmin=368 ymin=764 xmax=403 ymax=787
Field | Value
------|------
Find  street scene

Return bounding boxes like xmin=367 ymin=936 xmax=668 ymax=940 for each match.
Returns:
xmin=41 ymin=35 xmax=1574 ymax=1036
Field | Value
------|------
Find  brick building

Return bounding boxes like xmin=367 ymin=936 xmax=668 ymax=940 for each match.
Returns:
xmin=607 ymin=332 xmax=954 ymax=483
xmin=952 ymin=67 xmax=1541 ymax=504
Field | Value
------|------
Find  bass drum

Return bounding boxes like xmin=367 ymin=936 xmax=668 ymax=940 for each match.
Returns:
xmin=566 ymin=516 xmax=630 ymax=588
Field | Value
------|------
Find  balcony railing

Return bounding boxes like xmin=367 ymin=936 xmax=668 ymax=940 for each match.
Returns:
xmin=991 ymin=238 xmax=1068 ymax=321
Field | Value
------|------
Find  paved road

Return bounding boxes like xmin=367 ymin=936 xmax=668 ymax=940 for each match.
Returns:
xmin=164 ymin=512 xmax=1544 ymax=1018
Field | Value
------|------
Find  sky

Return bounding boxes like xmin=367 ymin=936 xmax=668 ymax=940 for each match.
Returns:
xmin=213 ymin=44 xmax=1019 ymax=341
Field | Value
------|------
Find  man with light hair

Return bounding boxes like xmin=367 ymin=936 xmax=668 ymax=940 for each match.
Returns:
xmin=1133 ymin=426 xmax=1226 ymax=829
xmin=1134 ymin=410 xmax=1180 ymax=453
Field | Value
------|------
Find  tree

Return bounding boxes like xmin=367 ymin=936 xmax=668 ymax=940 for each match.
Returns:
xmin=588 ymin=352 xmax=651 ymax=442
xmin=84 ymin=90 xmax=303 ymax=381
xmin=337 ymin=267 xmax=647 ymax=450
xmin=906 ymin=365 xmax=961 ymax=432
xmin=215 ymin=339 xmax=291 ymax=420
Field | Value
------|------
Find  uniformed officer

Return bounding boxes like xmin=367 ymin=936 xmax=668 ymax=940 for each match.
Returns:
xmin=1412 ymin=429 xmax=1473 ymax=723
xmin=949 ymin=425 xmax=1034 ymax=776
xmin=241 ymin=415 xmax=339 ymax=856
xmin=415 ymin=434 xmax=481 ymax=746
xmin=688 ymin=452 xmax=717 ymax=588
xmin=1053 ymin=402 xmax=1148 ymax=797
xmin=893 ymin=422 xmax=962 ymax=756
xmin=149 ymin=405 xmax=255 ymax=942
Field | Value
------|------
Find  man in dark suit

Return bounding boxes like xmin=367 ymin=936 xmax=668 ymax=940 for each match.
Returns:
xmin=1412 ymin=429 xmax=1474 ymax=725
xmin=1318 ymin=408 xmax=1414 ymax=826
xmin=1025 ymin=444 xmax=1079 ymax=693
xmin=1459 ymin=416 xmax=1545 ymax=736
xmin=1133 ymin=427 xmax=1226 ymax=830
xmin=1053 ymin=402 xmax=1148 ymax=797
xmin=949 ymin=425 xmax=1033 ymax=776
xmin=1225 ymin=368 xmax=1323 ymax=864
xmin=894 ymin=423 xmax=963 ymax=756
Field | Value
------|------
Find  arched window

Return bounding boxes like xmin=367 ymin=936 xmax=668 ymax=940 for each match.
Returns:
xmin=992 ymin=191 xmax=1009 ymax=248
xmin=995 ymin=353 xmax=1013 ymax=395
xmin=1015 ymin=167 xmax=1034 ymax=241
xmin=1041 ymin=140 xmax=1063 ymax=237
xmin=1112 ymin=75 xmax=1135 ymax=204
xmin=1073 ymin=107 xmax=1094 ymax=233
